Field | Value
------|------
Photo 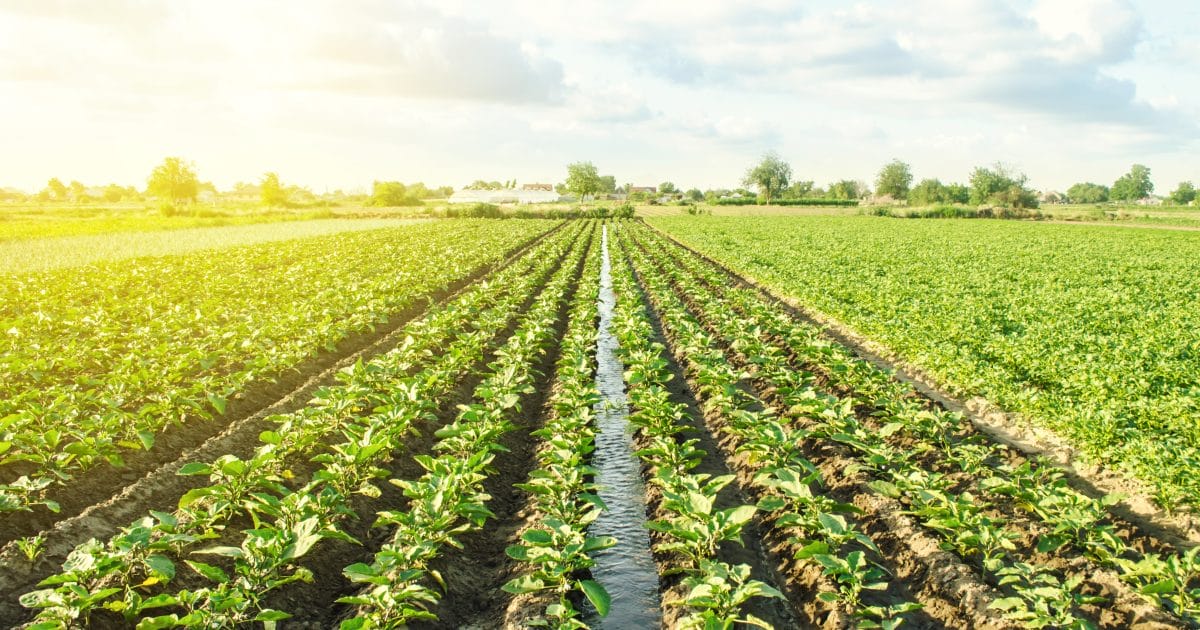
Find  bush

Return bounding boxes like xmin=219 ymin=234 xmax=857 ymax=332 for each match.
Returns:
xmin=863 ymin=204 xmax=1044 ymax=220
xmin=613 ymin=203 xmax=635 ymax=219
xmin=445 ymin=202 xmax=503 ymax=218
xmin=711 ymin=197 xmax=859 ymax=207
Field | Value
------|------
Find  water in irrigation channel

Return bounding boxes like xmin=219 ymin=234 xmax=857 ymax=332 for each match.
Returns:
xmin=585 ymin=224 xmax=662 ymax=627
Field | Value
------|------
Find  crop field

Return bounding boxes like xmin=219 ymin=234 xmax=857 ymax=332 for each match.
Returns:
xmin=2 ymin=216 xmax=1199 ymax=629
xmin=650 ymin=216 xmax=1200 ymax=513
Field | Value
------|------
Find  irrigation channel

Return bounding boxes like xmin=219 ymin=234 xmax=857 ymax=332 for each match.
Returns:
xmin=586 ymin=224 xmax=663 ymax=627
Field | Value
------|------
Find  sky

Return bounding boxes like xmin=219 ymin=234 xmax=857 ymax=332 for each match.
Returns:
xmin=0 ymin=0 xmax=1197 ymax=194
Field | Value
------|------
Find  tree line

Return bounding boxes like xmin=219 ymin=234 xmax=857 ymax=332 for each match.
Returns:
xmin=740 ymin=153 xmax=1196 ymax=208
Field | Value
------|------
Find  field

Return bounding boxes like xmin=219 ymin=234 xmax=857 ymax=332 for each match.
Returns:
xmin=650 ymin=216 xmax=1200 ymax=512
xmin=1 ymin=215 xmax=1198 ymax=629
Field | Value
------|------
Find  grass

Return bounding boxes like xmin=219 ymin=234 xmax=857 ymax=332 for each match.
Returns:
xmin=1 ymin=218 xmax=428 ymax=273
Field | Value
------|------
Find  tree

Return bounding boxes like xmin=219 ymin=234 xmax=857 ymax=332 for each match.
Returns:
xmin=908 ymin=178 xmax=948 ymax=205
xmin=260 ymin=172 xmax=287 ymax=206
xmin=147 ymin=157 xmax=200 ymax=204
xmin=945 ymin=183 xmax=969 ymax=204
xmin=875 ymin=159 xmax=913 ymax=200
xmin=828 ymin=179 xmax=863 ymax=200
xmin=785 ymin=180 xmax=814 ymax=199
xmin=68 ymin=180 xmax=87 ymax=203
xmin=742 ymin=152 xmax=791 ymax=205
xmin=43 ymin=177 xmax=68 ymax=201
xmin=685 ymin=188 xmax=704 ymax=202
xmin=565 ymin=161 xmax=602 ymax=200
xmin=369 ymin=181 xmax=420 ymax=206
xmin=1168 ymin=181 xmax=1196 ymax=205
xmin=1066 ymin=182 xmax=1109 ymax=204
xmin=968 ymin=164 xmax=1038 ymax=208
xmin=599 ymin=175 xmax=617 ymax=195
xmin=659 ymin=181 xmax=678 ymax=195
xmin=1111 ymin=164 xmax=1154 ymax=201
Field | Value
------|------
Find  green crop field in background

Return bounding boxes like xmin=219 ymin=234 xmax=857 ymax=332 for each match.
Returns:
xmin=652 ymin=215 xmax=1200 ymax=508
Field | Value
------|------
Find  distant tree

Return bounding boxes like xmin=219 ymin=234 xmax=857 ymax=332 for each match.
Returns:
xmin=565 ymin=161 xmax=602 ymax=200
xmin=599 ymin=175 xmax=617 ymax=194
xmin=1111 ymin=164 xmax=1154 ymax=201
xmin=465 ymin=180 xmax=506 ymax=191
xmin=260 ymin=172 xmax=287 ymax=206
xmin=68 ymin=180 xmax=87 ymax=202
xmin=1066 ymin=182 xmax=1110 ymax=204
xmin=908 ymin=178 xmax=948 ymax=205
xmin=945 ymin=183 xmax=969 ymax=204
xmin=659 ymin=181 xmax=678 ymax=195
xmin=147 ymin=157 xmax=200 ymax=204
xmin=828 ymin=179 xmax=862 ymax=200
xmin=1168 ymin=181 xmax=1196 ymax=205
xmin=968 ymin=164 xmax=1038 ymax=208
xmin=685 ymin=188 xmax=704 ymax=202
xmin=784 ymin=180 xmax=814 ymax=199
xmin=102 ymin=184 xmax=126 ymax=203
xmin=742 ymin=151 xmax=791 ymax=205
xmin=44 ymin=177 xmax=68 ymax=201
xmin=369 ymin=180 xmax=420 ymax=206
xmin=875 ymin=159 xmax=913 ymax=200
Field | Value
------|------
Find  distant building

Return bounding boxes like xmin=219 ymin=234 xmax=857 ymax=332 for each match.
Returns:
xmin=629 ymin=186 xmax=657 ymax=194
xmin=521 ymin=183 xmax=554 ymax=192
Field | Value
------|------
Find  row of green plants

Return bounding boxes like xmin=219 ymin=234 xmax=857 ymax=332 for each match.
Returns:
xmin=634 ymin=223 xmax=1200 ymax=626
xmin=17 ymin=223 xmax=590 ymax=628
xmin=709 ymin=198 xmax=860 ymax=207
xmin=337 ymin=223 xmax=594 ymax=628
xmin=649 ymin=215 xmax=1200 ymax=513
xmin=0 ymin=220 xmax=557 ymax=514
xmin=500 ymin=227 xmax=614 ymax=628
xmin=616 ymin=226 xmax=920 ymax=628
xmin=607 ymin=225 xmax=782 ymax=629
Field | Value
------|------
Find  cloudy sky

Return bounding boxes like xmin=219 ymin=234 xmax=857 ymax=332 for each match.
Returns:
xmin=0 ymin=0 xmax=1196 ymax=193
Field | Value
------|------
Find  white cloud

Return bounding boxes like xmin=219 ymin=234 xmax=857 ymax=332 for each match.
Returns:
xmin=0 ymin=0 xmax=1197 ymax=193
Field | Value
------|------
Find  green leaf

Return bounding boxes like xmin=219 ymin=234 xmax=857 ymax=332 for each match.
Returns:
xmin=254 ymin=610 xmax=292 ymax=622
xmin=145 ymin=554 xmax=175 ymax=580
xmin=1140 ymin=579 xmax=1176 ymax=595
xmin=176 ymin=462 xmax=212 ymax=476
xmin=868 ymin=480 xmax=901 ymax=498
xmin=193 ymin=545 xmax=243 ymax=558
xmin=186 ymin=560 xmax=230 ymax=583
xmin=522 ymin=529 xmax=554 ymax=545
xmin=579 ymin=579 xmax=611 ymax=617
xmin=137 ymin=431 xmax=156 ymax=450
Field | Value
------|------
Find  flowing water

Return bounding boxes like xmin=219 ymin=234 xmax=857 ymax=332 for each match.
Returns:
xmin=586 ymin=224 xmax=663 ymax=627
